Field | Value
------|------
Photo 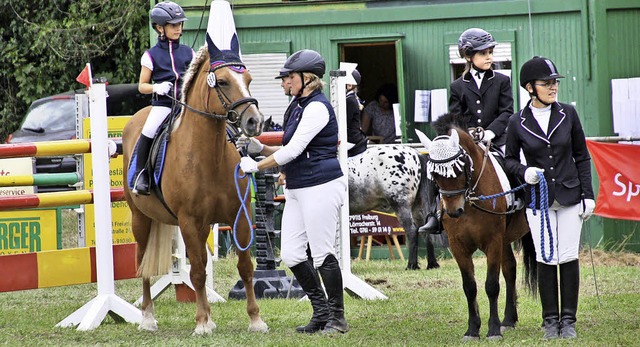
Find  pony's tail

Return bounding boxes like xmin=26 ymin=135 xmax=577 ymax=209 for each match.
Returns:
xmin=137 ymin=221 xmax=174 ymax=278
xmin=520 ymin=230 xmax=538 ymax=297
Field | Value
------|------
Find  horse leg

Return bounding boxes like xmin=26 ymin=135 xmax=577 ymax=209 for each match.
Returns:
xmin=425 ymin=235 xmax=440 ymax=269
xmin=500 ymin=242 xmax=518 ymax=332
xmin=484 ymin=241 xmax=504 ymax=339
xmin=450 ymin=243 xmax=481 ymax=340
xmin=130 ymin=209 xmax=157 ymax=331
xmin=179 ymin=219 xmax=215 ymax=335
xmin=398 ymin=208 xmax=420 ymax=270
xmin=236 ymin=247 xmax=268 ymax=332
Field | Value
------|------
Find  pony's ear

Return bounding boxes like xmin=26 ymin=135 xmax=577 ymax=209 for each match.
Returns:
xmin=206 ymin=33 xmax=221 ymax=57
xmin=415 ymin=129 xmax=432 ymax=151
xmin=230 ymin=33 xmax=240 ymax=55
xmin=449 ymin=128 xmax=460 ymax=147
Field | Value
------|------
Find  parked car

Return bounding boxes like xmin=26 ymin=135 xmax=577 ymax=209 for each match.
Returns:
xmin=5 ymin=83 xmax=150 ymax=192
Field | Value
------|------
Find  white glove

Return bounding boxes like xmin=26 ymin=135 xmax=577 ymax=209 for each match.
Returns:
xmin=240 ymin=156 xmax=259 ymax=173
xmin=524 ymin=167 xmax=545 ymax=185
xmin=236 ymin=135 xmax=264 ymax=154
xmin=579 ymin=199 xmax=596 ymax=221
xmin=153 ymin=81 xmax=173 ymax=96
xmin=483 ymin=130 xmax=496 ymax=143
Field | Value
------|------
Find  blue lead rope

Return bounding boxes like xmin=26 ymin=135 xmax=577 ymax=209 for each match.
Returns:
xmin=529 ymin=171 xmax=554 ymax=263
xmin=233 ymin=163 xmax=256 ymax=251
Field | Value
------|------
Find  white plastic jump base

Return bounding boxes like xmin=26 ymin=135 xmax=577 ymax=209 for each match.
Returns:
xmin=134 ymin=226 xmax=225 ymax=306
xmin=331 ymin=67 xmax=387 ymax=300
xmin=57 ymin=79 xmax=142 ymax=330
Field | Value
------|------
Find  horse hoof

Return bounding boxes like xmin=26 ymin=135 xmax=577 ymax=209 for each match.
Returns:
xmin=500 ymin=325 xmax=515 ymax=333
xmin=462 ymin=335 xmax=480 ymax=342
xmin=248 ymin=319 xmax=269 ymax=332
xmin=487 ymin=335 xmax=503 ymax=341
xmin=405 ymin=264 xmax=420 ymax=270
xmin=426 ymin=262 xmax=440 ymax=270
xmin=193 ymin=320 xmax=216 ymax=335
xmin=138 ymin=319 xmax=158 ymax=332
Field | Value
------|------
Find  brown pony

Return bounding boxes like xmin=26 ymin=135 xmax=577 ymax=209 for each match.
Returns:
xmin=122 ymin=39 xmax=267 ymax=334
xmin=416 ymin=114 xmax=536 ymax=341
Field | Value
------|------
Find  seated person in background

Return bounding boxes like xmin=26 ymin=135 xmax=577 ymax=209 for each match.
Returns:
xmin=361 ymin=83 xmax=398 ymax=144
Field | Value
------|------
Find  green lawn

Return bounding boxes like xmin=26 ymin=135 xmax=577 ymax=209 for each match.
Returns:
xmin=0 ymin=250 xmax=638 ymax=346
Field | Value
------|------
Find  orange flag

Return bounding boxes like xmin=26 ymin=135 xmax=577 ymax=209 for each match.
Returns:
xmin=76 ymin=63 xmax=92 ymax=88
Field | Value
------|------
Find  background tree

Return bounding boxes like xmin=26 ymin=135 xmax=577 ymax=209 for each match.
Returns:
xmin=0 ymin=0 xmax=150 ymax=140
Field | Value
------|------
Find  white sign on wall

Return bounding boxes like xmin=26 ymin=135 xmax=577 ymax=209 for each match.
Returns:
xmin=0 ymin=157 xmax=35 ymax=196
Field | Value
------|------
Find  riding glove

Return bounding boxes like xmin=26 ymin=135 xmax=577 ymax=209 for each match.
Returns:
xmin=240 ymin=156 xmax=259 ymax=173
xmin=482 ymin=130 xmax=496 ymax=144
xmin=153 ymin=81 xmax=173 ymax=96
xmin=524 ymin=167 xmax=545 ymax=185
xmin=579 ymin=199 xmax=596 ymax=221
xmin=236 ymin=135 xmax=264 ymax=154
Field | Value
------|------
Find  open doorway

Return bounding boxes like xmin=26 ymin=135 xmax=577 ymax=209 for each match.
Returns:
xmin=340 ymin=42 xmax=398 ymax=109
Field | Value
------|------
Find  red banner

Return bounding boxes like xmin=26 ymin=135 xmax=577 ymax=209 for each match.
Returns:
xmin=586 ymin=140 xmax=640 ymax=221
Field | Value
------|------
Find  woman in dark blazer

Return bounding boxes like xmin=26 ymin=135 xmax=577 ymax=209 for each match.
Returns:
xmin=504 ymin=56 xmax=595 ymax=340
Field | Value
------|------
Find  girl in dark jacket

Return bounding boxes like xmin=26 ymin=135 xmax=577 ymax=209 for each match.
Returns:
xmin=505 ymin=56 xmax=595 ymax=340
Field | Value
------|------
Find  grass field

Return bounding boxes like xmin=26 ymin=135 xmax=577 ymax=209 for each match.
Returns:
xmin=0 ymin=247 xmax=639 ymax=346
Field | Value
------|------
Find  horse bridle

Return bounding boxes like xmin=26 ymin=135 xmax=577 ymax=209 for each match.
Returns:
xmin=168 ymin=62 xmax=259 ymax=129
xmin=429 ymin=147 xmax=474 ymax=198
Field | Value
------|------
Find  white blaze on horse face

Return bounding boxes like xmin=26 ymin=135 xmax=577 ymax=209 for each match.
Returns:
xmin=231 ymin=71 xmax=251 ymax=96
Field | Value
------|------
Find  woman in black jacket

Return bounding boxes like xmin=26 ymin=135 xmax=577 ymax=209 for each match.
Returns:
xmin=505 ymin=56 xmax=595 ymax=340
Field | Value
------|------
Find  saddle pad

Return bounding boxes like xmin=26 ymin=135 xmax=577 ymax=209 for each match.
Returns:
xmin=479 ymin=144 xmax=514 ymax=209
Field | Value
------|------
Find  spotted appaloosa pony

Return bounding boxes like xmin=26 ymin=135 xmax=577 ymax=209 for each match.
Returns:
xmin=122 ymin=36 xmax=268 ymax=334
xmin=416 ymin=113 xmax=536 ymax=340
xmin=348 ymin=145 xmax=440 ymax=270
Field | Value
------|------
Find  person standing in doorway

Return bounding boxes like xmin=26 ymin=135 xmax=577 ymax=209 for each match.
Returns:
xmin=345 ymin=68 xmax=368 ymax=157
xmin=505 ymin=56 xmax=595 ymax=340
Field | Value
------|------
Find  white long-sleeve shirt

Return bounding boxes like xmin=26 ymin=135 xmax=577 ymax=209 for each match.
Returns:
xmin=273 ymin=101 xmax=330 ymax=166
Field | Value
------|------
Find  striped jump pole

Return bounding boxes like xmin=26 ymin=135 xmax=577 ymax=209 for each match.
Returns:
xmin=0 ymin=138 xmax=120 ymax=159
xmin=0 ymin=172 xmax=82 ymax=188
xmin=0 ymin=188 xmax=124 ymax=211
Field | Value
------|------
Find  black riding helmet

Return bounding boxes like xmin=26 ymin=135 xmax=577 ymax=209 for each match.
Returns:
xmin=150 ymin=1 xmax=188 ymax=34
xmin=520 ymin=56 xmax=564 ymax=104
xmin=458 ymin=28 xmax=497 ymax=58
xmin=281 ymin=49 xmax=326 ymax=97
xmin=351 ymin=69 xmax=362 ymax=85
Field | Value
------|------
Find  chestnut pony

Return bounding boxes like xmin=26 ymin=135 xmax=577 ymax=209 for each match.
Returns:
xmin=416 ymin=114 xmax=536 ymax=341
xmin=122 ymin=38 xmax=267 ymax=334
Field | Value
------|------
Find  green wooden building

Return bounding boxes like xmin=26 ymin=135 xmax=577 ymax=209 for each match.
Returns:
xmin=160 ymin=0 xmax=640 ymax=251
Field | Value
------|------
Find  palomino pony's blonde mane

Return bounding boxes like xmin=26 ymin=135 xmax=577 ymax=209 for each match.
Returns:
xmin=180 ymin=45 xmax=209 ymax=104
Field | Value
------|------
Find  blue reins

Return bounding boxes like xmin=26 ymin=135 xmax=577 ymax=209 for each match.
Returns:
xmin=233 ymin=163 xmax=256 ymax=252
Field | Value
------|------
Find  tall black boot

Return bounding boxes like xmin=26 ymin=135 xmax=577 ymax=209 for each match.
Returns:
xmin=538 ymin=262 xmax=560 ymax=339
xmin=559 ymin=260 xmax=580 ymax=339
xmin=317 ymin=254 xmax=349 ymax=333
xmin=290 ymin=260 xmax=330 ymax=333
xmin=132 ymin=135 xmax=153 ymax=195
xmin=418 ymin=179 xmax=441 ymax=234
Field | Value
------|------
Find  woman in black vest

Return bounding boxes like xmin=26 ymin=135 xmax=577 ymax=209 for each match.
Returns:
xmin=505 ymin=56 xmax=595 ymax=340
xmin=240 ymin=50 xmax=349 ymax=335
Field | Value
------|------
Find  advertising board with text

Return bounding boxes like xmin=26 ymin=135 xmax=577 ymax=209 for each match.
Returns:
xmin=349 ymin=211 xmax=404 ymax=236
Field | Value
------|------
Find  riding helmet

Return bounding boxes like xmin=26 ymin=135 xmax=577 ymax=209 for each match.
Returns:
xmin=282 ymin=50 xmax=326 ymax=78
xmin=457 ymin=28 xmax=497 ymax=58
xmin=519 ymin=56 xmax=565 ymax=89
xmin=150 ymin=1 xmax=188 ymax=27
xmin=351 ymin=69 xmax=362 ymax=85
xmin=274 ymin=68 xmax=289 ymax=80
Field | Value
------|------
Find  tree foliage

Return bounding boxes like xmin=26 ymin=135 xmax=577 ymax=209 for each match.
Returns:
xmin=0 ymin=0 xmax=150 ymax=140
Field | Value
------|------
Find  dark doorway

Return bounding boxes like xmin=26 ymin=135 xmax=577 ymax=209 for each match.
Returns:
xmin=340 ymin=42 xmax=397 ymax=107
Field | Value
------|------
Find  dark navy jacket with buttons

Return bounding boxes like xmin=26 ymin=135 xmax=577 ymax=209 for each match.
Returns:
xmin=282 ymin=89 xmax=343 ymax=189
xmin=504 ymin=101 xmax=594 ymax=209
xmin=449 ymin=69 xmax=514 ymax=147
xmin=346 ymin=91 xmax=368 ymax=157
xmin=147 ymin=38 xmax=193 ymax=108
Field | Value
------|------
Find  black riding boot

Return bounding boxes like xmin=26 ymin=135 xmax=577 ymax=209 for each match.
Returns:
xmin=418 ymin=178 xmax=442 ymax=234
xmin=132 ymin=135 xmax=153 ymax=195
xmin=559 ymin=260 xmax=580 ymax=339
xmin=290 ymin=260 xmax=330 ymax=333
xmin=538 ymin=262 xmax=560 ymax=339
xmin=317 ymin=255 xmax=349 ymax=333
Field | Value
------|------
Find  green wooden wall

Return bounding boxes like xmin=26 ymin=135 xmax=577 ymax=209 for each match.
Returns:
xmin=166 ymin=0 xmax=640 ymax=251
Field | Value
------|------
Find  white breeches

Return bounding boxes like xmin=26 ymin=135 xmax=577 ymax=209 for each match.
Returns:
xmin=280 ymin=176 xmax=347 ymax=268
xmin=141 ymin=106 xmax=171 ymax=138
xmin=527 ymin=201 xmax=583 ymax=265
